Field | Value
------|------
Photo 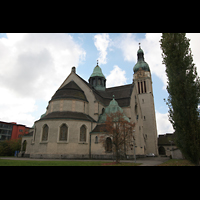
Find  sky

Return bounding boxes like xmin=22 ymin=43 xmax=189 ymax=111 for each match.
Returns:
xmin=0 ymin=33 xmax=200 ymax=135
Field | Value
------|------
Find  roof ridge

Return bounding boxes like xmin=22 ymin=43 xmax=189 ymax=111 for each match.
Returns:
xmin=106 ymin=84 xmax=132 ymax=90
xmin=38 ymin=111 xmax=96 ymax=122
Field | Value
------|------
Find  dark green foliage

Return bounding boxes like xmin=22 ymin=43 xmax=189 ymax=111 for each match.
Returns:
xmin=160 ymin=33 xmax=200 ymax=165
xmin=0 ymin=139 xmax=21 ymax=156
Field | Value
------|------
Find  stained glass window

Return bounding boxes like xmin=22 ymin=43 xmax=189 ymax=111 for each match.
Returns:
xmin=59 ymin=124 xmax=68 ymax=141
xmin=42 ymin=124 xmax=48 ymax=141
xmin=80 ymin=125 xmax=86 ymax=142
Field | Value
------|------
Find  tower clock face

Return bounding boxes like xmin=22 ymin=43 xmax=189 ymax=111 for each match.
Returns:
xmin=137 ymin=69 xmax=144 ymax=77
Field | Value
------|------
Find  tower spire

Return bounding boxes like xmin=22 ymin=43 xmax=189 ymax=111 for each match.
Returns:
xmin=88 ymin=60 xmax=106 ymax=91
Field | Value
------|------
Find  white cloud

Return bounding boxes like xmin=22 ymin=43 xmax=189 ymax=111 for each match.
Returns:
xmin=141 ymin=33 xmax=167 ymax=89
xmin=156 ymin=111 xmax=174 ymax=135
xmin=0 ymin=87 xmax=36 ymax=126
xmin=0 ymin=33 xmax=86 ymax=126
xmin=114 ymin=33 xmax=167 ymax=89
xmin=113 ymin=33 xmax=138 ymax=62
xmin=106 ymin=65 xmax=127 ymax=88
xmin=141 ymin=33 xmax=200 ymax=90
xmin=186 ymin=33 xmax=200 ymax=77
xmin=94 ymin=33 xmax=111 ymax=65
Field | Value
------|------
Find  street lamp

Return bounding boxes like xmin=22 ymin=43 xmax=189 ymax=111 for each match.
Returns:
xmin=133 ymin=130 xmax=136 ymax=163
xmin=169 ymin=140 xmax=173 ymax=158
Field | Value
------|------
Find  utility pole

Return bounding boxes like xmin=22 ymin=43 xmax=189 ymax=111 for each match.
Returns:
xmin=133 ymin=138 xmax=136 ymax=163
xmin=133 ymin=131 xmax=136 ymax=163
xmin=169 ymin=140 xmax=173 ymax=158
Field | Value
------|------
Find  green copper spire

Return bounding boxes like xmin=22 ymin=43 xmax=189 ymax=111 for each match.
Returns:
xmin=90 ymin=62 xmax=105 ymax=78
xmin=133 ymin=44 xmax=150 ymax=73
xmin=98 ymin=95 xmax=130 ymax=123
xmin=88 ymin=60 xmax=106 ymax=91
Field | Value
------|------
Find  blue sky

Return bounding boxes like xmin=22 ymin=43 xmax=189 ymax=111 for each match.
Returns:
xmin=1 ymin=33 xmax=199 ymax=135
xmin=70 ymin=33 xmax=169 ymax=112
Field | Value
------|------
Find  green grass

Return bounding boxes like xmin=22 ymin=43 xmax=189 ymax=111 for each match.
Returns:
xmin=101 ymin=162 xmax=141 ymax=166
xmin=158 ymin=159 xmax=195 ymax=166
xmin=0 ymin=158 xmax=141 ymax=166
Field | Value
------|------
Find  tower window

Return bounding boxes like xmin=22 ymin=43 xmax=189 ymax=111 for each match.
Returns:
xmin=138 ymin=82 xmax=140 ymax=94
xmin=141 ymin=82 xmax=143 ymax=93
xmin=98 ymin=79 xmax=101 ymax=85
xmin=144 ymin=81 xmax=147 ymax=93
xmin=92 ymin=79 xmax=95 ymax=86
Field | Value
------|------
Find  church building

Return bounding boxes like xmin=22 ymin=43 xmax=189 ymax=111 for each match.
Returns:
xmin=19 ymin=45 xmax=158 ymax=159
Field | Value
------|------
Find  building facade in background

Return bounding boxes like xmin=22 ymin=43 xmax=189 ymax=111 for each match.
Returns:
xmin=0 ymin=121 xmax=30 ymax=141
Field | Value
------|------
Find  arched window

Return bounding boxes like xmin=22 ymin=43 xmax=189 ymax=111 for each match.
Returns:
xmin=59 ymin=124 xmax=68 ymax=141
xmin=105 ymin=137 xmax=112 ymax=152
xmin=80 ymin=125 xmax=86 ymax=142
xmin=42 ymin=124 xmax=48 ymax=141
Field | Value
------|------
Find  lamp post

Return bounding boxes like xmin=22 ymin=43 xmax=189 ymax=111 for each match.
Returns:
xmin=133 ymin=130 xmax=136 ymax=163
xmin=169 ymin=140 xmax=173 ymax=158
xmin=133 ymin=137 xmax=136 ymax=163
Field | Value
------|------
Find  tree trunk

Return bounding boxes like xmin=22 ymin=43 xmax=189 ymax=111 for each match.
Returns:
xmin=115 ymin=146 xmax=120 ymax=163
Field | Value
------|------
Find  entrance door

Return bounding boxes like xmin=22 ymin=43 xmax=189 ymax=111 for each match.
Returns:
xmin=159 ymin=146 xmax=166 ymax=155
xmin=106 ymin=137 xmax=112 ymax=152
xmin=22 ymin=140 xmax=27 ymax=152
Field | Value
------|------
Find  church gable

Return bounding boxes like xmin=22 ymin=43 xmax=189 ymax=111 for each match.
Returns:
xmin=52 ymin=67 xmax=97 ymax=105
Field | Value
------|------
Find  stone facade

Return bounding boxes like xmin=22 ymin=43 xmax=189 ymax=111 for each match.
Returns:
xmin=20 ymin=46 xmax=158 ymax=159
xmin=134 ymin=69 xmax=158 ymax=155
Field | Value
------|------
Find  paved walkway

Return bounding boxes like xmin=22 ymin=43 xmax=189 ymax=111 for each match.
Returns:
xmin=136 ymin=156 xmax=170 ymax=166
xmin=0 ymin=156 xmax=169 ymax=166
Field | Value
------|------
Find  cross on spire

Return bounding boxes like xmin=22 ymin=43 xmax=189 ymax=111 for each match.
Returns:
xmin=97 ymin=60 xmax=98 ymax=65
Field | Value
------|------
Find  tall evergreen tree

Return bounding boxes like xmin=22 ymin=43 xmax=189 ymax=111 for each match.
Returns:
xmin=160 ymin=33 xmax=200 ymax=165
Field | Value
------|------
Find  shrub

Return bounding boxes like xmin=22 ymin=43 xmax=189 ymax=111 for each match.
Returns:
xmin=0 ymin=139 xmax=21 ymax=156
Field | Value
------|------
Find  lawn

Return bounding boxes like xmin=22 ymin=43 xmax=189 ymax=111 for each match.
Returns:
xmin=0 ymin=158 xmax=141 ymax=166
xmin=158 ymin=159 xmax=195 ymax=166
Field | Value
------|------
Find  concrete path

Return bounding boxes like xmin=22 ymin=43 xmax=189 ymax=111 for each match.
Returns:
xmin=136 ymin=156 xmax=170 ymax=166
xmin=0 ymin=156 xmax=169 ymax=166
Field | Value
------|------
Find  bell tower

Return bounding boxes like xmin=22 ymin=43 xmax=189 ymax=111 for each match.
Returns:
xmin=133 ymin=44 xmax=158 ymax=155
xmin=88 ymin=60 xmax=106 ymax=91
